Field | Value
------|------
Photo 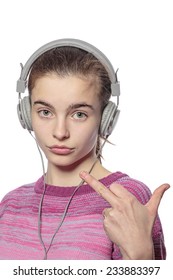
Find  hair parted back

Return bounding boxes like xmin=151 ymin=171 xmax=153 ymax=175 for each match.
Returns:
xmin=28 ymin=47 xmax=112 ymax=160
xmin=28 ymin=47 xmax=111 ymax=110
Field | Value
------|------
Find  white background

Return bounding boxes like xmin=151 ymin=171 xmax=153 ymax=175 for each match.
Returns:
xmin=0 ymin=0 xmax=172 ymax=260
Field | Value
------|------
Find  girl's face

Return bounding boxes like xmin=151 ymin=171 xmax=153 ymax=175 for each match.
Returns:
xmin=31 ymin=73 xmax=102 ymax=169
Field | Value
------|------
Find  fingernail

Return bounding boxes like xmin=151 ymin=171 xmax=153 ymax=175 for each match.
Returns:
xmin=80 ymin=171 xmax=88 ymax=178
xmin=165 ymin=184 xmax=170 ymax=190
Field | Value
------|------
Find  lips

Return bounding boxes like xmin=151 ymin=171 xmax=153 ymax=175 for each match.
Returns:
xmin=48 ymin=145 xmax=74 ymax=155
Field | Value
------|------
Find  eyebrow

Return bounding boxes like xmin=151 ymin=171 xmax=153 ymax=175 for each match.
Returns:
xmin=33 ymin=100 xmax=94 ymax=111
xmin=69 ymin=103 xmax=94 ymax=111
xmin=33 ymin=100 xmax=54 ymax=110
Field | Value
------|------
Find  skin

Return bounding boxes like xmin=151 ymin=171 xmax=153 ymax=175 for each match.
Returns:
xmin=79 ymin=171 xmax=170 ymax=259
xmin=31 ymin=72 xmax=170 ymax=259
xmin=31 ymin=73 xmax=110 ymax=186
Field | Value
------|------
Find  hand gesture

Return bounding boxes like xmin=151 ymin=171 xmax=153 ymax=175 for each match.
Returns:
xmin=80 ymin=171 xmax=170 ymax=260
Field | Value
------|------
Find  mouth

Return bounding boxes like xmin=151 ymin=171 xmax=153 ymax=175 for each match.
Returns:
xmin=48 ymin=145 xmax=75 ymax=155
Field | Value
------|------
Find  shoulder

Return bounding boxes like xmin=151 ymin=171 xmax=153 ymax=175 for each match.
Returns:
xmin=0 ymin=182 xmax=35 ymax=214
xmin=108 ymin=172 xmax=152 ymax=204
xmin=1 ymin=182 xmax=35 ymax=201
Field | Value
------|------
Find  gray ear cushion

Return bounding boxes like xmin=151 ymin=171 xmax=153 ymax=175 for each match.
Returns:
xmin=100 ymin=101 xmax=119 ymax=138
xmin=17 ymin=96 xmax=32 ymax=131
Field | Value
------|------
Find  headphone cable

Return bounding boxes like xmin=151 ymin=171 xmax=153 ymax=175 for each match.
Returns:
xmin=29 ymin=131 xmax=108 ymax=259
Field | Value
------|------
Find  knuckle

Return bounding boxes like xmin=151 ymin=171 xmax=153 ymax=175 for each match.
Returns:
xmin=108 ymin=209 xmax=114 ymax=218
xmin=109 ymin=183 xmax=117 ymax=192
xmin=127 ymin=194 xmax=135 ymax=204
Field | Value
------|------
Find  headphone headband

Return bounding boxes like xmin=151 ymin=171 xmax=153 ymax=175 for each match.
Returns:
xmin=16 ymin=38 xmax=120 ymax=98
xmin=17 ymin=38 xmax=120 ymax=137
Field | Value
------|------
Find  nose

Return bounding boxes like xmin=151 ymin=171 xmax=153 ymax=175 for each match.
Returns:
xmin=52 ymin=117 xmax=70 ymax=140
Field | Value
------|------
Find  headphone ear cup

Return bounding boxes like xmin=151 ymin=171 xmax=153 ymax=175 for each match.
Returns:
xmin=100 ymin=101 xmax=120 ymax=138
xmin=17 ymin=96 xmax=33 ymax=131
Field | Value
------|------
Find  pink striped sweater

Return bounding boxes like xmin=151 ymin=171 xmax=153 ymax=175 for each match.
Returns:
xmin=0 ymin=172 xmax=166 ymax=260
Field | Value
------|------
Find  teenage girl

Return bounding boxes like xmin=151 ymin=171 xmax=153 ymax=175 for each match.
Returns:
xmin=0 ymin=39 xmax=169 ymax=259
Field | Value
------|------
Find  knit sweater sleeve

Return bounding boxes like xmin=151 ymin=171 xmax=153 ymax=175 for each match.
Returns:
xmin=111 ymin=175 xmax=166 ymax=260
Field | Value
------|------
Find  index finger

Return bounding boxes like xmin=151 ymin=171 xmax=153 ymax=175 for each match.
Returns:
xmin=80 ymin=171 xmax=117 ymax=206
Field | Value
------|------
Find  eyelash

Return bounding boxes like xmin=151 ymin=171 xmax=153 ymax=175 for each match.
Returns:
xmin=72 ymin=111 xmax=88 ymax=120
xmin=37 ymin=109 xmax=88 ymax=120
xmin=38 ymin=109 xmax=53 ymax=118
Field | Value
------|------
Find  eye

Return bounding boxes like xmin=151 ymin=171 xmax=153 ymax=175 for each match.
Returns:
xmin=72 ymin=111 xmax=87 ymax=120
xmin=38 ymin=109 xmax=53 ymax=118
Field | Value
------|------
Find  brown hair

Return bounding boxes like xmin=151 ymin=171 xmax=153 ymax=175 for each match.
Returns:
xmin=28 ymin=46 xmax=112 ymax=159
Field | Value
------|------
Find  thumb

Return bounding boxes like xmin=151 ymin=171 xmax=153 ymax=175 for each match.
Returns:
xmin=146 ymin=183 xmax=170 ymax=215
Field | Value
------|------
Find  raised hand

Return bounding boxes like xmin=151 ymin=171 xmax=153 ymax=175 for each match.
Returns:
xmin=80 ymin=171 xmax=170 ymax=260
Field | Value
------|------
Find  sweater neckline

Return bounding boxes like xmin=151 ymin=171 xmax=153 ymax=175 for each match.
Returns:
xmin=34 ymin=171 xmax=127 ymax=197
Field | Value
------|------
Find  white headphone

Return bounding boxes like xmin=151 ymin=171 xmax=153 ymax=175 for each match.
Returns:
xmin=16 ymin=38 xmax=120 ymax=138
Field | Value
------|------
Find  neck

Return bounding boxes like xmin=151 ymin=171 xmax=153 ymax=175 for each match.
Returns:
xmin=45 ymin=153 xmax=111 ymax=187
xmin=46 ymin=153 xmax=98 ymax=186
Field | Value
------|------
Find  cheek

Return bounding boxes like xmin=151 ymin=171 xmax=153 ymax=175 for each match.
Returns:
xmin=79 ymin=124 xmax=99 ymax=146
xmin=32 ymin=112 xmax=50 ymax=135
xmin=32 ymin=123 xmax=44 ymax=140
xmin=31 ymin=119 xmax=48 ymax=146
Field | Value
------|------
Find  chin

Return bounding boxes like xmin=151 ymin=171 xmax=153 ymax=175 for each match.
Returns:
xmin=47 ymin=151 xmax=95 ymax=169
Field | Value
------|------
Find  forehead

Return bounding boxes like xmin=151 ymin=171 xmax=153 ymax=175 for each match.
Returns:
xmin=31 ymin=73 xmax=100 ymax=103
